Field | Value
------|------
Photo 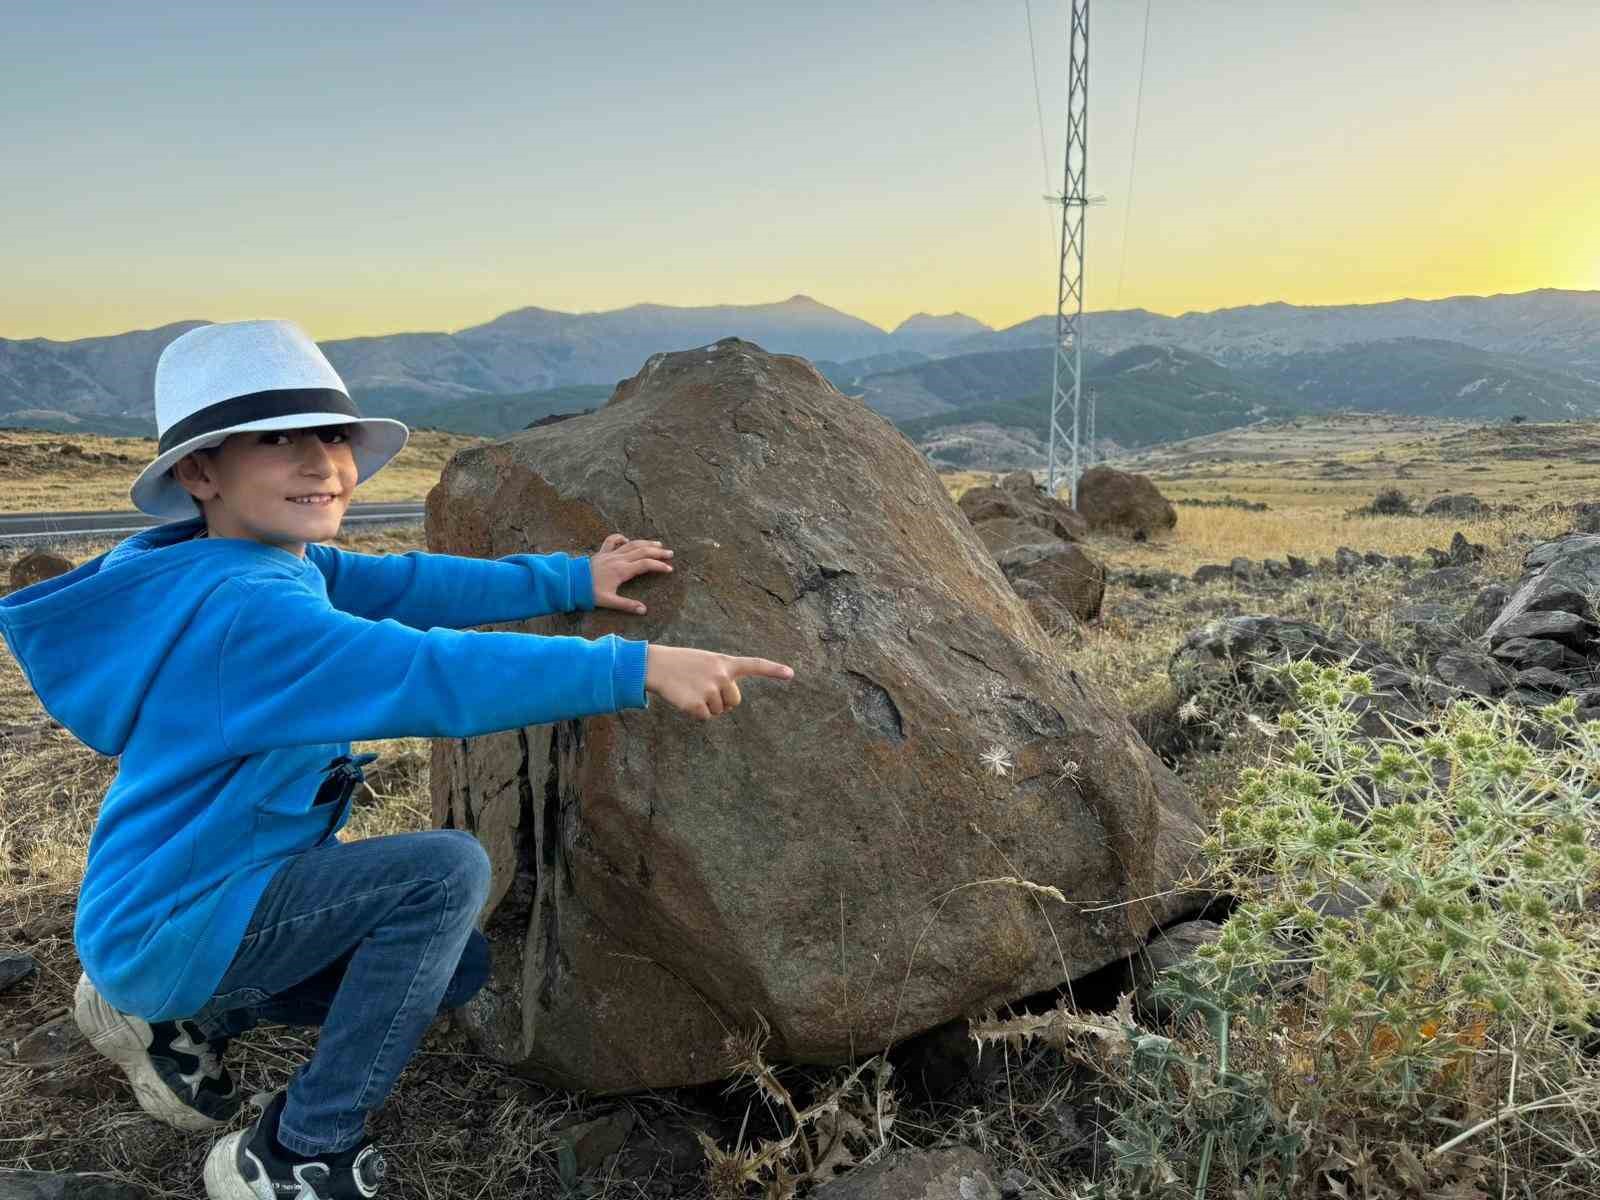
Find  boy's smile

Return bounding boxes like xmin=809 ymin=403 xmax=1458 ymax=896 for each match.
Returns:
xmin=172 ymin=425 xmax=358 ymax=557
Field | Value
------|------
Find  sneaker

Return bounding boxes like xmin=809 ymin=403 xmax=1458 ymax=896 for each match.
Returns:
xmin=73 ymin=971 xmax=240 ymax=1131
xmin=203 ymin=1091 xmax=387 ymax=1200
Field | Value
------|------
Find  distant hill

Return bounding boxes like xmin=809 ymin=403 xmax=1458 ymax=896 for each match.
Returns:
xmin=1234 ymin=339 xmax=1600 ymax=420
xmin=4 ymin=289 xmax=1598 ymax=447
xmin=895 ymin=345 xmax=1291 ymax=461
xmin=887 ymin=312 xmax=993 ymax=354
xmin=852 ymin=347 xmax=1107 ymax=421
xmin=364 ymin=384 xmax=612 ymax=437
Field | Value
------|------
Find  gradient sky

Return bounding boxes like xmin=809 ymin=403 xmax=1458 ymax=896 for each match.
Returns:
xmin=6 ymin=1 xmax=1598 ymax=342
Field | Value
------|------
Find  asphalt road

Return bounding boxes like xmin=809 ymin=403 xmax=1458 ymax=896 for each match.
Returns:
xmin=0 ymin=502 xmax=426 ymax=549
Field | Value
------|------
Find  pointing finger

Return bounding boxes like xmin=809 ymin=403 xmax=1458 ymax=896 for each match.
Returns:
xmin=730 ymin=657 xmax=795 ymax=681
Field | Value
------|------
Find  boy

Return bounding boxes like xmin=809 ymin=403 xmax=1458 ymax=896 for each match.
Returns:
xmin=0 ymin=319 xmax=793 ymax=1200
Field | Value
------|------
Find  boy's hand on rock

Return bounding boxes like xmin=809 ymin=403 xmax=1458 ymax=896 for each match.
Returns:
xmin=591 ymin=533 xmax=673 ymax=614
xmin=645 ymin=645 xmax=795 ymax=720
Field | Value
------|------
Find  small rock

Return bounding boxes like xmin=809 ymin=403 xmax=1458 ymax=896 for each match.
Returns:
xmin=1191 ymin=563 xmax=1231 ymax=586
xmin=1391 ymin=554 xmax=1416 ymax=573
xmin=0 ymin=1171 xmax=147 ymax=1199
xmin=14 ymin=1013 xmax=89 ymax=1068
xmin=1463 ymin=584 xmax=1510 ymax=639
xmin=813 ymin=1147 xmax=1001 ymax=1200
xmin=1448 ymin=531 xmax=1486 ymax=565
xmin=1286 ymin=555 xmax=1312 ymax=578
xmin=0 ymin=951 xmax=38 ymax=994
xmin=1404 ymin=566 xmax=1476 ymax=597
xmin=1229 ymin=557 xmax=1256 ymax=582
xmin=1261 ymin=559 xmax=1287 ymax=579
xmin=1489 ymin=609 xmax=1596 ymax=651
xmin=1333 ymin=547 xmax=1364 ymax=575
xmin=1363 ymin=551 xmax=1390 ymax=568
xmin=1491 ymin=637 xmax=1586 ymax=672
xmin=556 ymin=1109 xmax=638 ymax=1175
xmin=1431 ymin=649 xmax=1511 ymax=698
xmin=1513 ymin=667 xmax=1573 ymax=696
xmin=9 ymin=551 xmax=74 ymax=592
xmin=1129 ymin=920 xmax=1223 ymax=1021
xmin=1424 ymin=493 xmax=1486 ymax=517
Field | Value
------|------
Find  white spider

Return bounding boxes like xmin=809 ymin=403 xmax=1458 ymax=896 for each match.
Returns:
xmin=1177 ymin=696 xmax=1205 ymax=724
xmin=979 ymin=744 xmax=1014 ymax=778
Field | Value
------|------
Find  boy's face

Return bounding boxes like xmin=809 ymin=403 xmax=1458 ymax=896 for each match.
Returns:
xmin=172 ymin=425 xmax=358 ymax=556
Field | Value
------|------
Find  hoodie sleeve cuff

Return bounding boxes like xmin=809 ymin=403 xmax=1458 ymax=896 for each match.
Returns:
xmin=611 ymin=636 xmax=649 ymax=709
xmin=571 ymin=556 xmax=596 ymax=612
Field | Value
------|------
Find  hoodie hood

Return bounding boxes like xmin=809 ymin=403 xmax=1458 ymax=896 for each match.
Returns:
xmin=0 ymin=517 xmax=306 ymax=756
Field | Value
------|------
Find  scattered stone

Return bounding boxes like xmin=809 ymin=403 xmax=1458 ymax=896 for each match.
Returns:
xmin=1333 ymin=547 xmax=1364 ymax=575
xmin=9 ymin=551 xmax=73 ymax=592
xmin=1490 ymin=638 xmax=1585 ymax=672
xmin=1120 ymin=567 xmax=1187 ymax=593
xmin=0 ymin=951 xmax=37 ymax=994
xmin=1488 ymin=609 xmax=1596 ymax=651
xmin=1073 ymin=465 xmax=1177 ymax=541
xmin=1170 ymin=615 xmax=1396 ymax=711
xmin=1391 ymin=554 xmax=1417 ymax=573
xmin=1424 ymin=493 xmax=1486 ymax=517
xmin=14 ymin=1013 xmax=89 ymax=1068
xmin=959 ymin=477 xmax=1087 ymax=544
xmin=1513 ymin=667 xmax=1573 ymax=696
xmin=1392 ymin=604 xmax=1460 ymax=649
xmin=1262 ymin=559 xmax=1288 ymax=579
xmin=1463 ymin=584 xmax=1510 ymax=639
xmin=997 ymin=542 xmax=1107 ymax=623
xmin=1008 ymin=577 xmax=1077 ymax=636
xmin=0 ymin=1172 xmax=147 ymax=1200
xmin=1191 ymin=563 xmax=1231 ymax=586
xmin=1129 ymin=920 xmax=1223 ymax=1021
xmin=556 ymin=1109 xmax=638 ymax=1175
xmin=1286 ymin=555 xmax=1312 ymax=578
xmin=1448 ymin=531 xmax=1486 ymax=564
xmin=972 ymin=518 xmax=1059 ymax=559
xmin=1229 ymin=556 xmax=1256 ymax=582
xmin=1363 ymin=551 xmax=1390 ymax=569
xmin=1403 ymin=567 xmax=1476 ymax=597
xmin=1431 ymin=649 xmax=1511 ymax=698
xmin=813 ymin=1147 xmax=1001 ymax=1200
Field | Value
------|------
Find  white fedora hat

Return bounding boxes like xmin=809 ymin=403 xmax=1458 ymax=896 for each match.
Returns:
xmin=130 ymin=319 xmax=410 ymax=519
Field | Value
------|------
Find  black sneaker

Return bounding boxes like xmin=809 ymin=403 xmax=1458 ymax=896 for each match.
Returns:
xmin=74 ymin=972 xmax=240 ymax=1131
xmin=203 ymin=1091 xmax=387 ymax=1200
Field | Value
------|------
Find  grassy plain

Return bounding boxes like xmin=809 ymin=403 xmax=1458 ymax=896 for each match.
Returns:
xmin=2 ymin=414 xmax=1597 ymax=1197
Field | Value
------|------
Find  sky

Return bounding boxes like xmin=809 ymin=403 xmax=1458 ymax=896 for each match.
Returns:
xmin=5 ymin=1 xmax=1598 ymax=342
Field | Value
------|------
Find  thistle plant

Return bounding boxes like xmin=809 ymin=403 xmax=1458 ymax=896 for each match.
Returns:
xmin=990 ymin=660 xmax=1600 ymax=1197
xmin=1198 ymin=663 xmax=1598 ymax=1103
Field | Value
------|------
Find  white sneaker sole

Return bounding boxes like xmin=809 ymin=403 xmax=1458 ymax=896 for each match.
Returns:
xmin=73 ymin=973 xmax=224 ymax=1132
xmin=203 ymin=1130 xmax=268 ymax=1200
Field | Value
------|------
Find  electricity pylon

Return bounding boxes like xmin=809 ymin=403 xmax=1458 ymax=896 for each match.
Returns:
xmin=1045 ymin=0 xmax=1090 ymax=504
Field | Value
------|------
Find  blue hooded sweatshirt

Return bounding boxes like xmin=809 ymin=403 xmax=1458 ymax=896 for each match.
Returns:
xmin=0 ymin=516 xmax=648 ymax=1020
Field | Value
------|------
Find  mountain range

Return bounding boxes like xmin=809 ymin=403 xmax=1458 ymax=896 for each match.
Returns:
xmin=4 ymin=289 xmax=1598 ymax=465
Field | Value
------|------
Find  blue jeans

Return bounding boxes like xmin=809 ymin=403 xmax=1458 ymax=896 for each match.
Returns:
xmin=188 ymin=830 xmax=492 ymax=1155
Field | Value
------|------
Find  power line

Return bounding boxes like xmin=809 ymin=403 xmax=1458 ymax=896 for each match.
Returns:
xmin=1113 ymin=0 xmax=1153 ymax=309
xmin=1022 ymin=0 xmax=1053 ymax=193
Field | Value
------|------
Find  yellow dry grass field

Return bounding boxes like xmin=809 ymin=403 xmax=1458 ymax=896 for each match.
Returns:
xmin=2 ymin=414 xmax=1598 ymax=1197
xmin=0 ymin=428 xmax=485 ymax=513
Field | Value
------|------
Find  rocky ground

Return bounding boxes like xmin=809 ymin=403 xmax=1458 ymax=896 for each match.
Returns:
xmin=3 ymin=415 xmax=1598 ymax=1199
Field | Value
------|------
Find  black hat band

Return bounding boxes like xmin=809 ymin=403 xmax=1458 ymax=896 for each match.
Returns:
xmin=158 ymin=388 xmax=360 ymax=455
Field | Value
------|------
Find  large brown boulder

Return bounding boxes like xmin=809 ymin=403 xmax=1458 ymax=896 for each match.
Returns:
xmin=1074 ymin=466 xmax=1176 ymax=541
xmin=997 ymin=542 xmax=1106 ymax=623
xmin=957 ymin=477 xmax=1087 ymax=543
xmin=426 ymin=338 xmax=1202 ymax=1092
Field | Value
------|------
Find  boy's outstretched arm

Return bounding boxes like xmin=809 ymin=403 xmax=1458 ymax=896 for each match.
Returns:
xmin=305 ymin=535 xmax=672 ymax=629
xmin=216 ymin=575 xmax=648 ymax=754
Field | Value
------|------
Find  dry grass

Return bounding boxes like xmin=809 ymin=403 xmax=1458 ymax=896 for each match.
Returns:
xmin=0 ymin=428 xmax=486 ymax=514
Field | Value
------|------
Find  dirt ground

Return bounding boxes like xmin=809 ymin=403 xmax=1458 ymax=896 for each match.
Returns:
xmin=1 ymin=415 xmax=1594 ymax=1198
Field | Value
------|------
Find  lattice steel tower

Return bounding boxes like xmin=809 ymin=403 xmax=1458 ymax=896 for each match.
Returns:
xmin=1045 ymin=0 xmax=1089 ymax=503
